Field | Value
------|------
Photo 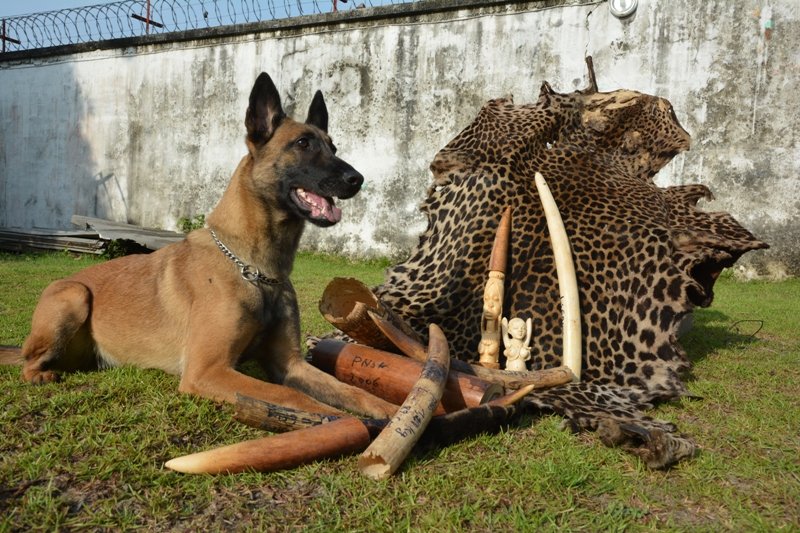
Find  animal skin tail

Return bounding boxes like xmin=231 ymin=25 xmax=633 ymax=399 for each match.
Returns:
xmin=0 ymin=345 xmax=24 ymax=365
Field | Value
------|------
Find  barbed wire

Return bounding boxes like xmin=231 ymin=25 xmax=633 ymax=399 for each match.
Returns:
xmin=0 ymin=0 xmax=412 ymax=53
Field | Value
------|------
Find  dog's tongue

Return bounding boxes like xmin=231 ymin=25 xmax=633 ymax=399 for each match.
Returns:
xmin=305 ymin=191 xmax=342 ymax=223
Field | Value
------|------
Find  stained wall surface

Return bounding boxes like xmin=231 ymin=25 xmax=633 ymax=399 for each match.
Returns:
xmin=0 ymin=0 xmax=797 ymax=276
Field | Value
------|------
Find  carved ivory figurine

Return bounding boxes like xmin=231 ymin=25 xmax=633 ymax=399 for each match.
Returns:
xmin=477 ymin=272 xmax=504 ymax=369
xmin=501 ymin=317 xmax=533 ymax=371
xmin=477 ymin=207 xmax=512 ymax=369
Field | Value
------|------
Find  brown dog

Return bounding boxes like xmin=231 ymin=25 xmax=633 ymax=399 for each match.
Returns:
xmin=20 ymin=73 xmax=397 ymax=419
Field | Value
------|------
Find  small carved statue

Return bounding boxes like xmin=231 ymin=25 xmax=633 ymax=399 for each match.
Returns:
xmin=477 ymin=271 xmax=504 ymax=369
xmin=501 ymin=316 xmax=532 ymax=371
xmin=477 ymin=206 xmax=512 ymax=369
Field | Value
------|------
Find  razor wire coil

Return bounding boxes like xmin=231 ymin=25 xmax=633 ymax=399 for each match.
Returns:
xmin=1 ymin=0 xmax=410 ymax=53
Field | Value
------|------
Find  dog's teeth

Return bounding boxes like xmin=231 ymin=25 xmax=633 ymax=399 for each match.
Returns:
xmin=297 ymin=189 xmax=318 ymax=207
xmin=296 ymin=189 xmax=318 ymax=210
xmin=293 ymin=189 xmax=341 ymax=223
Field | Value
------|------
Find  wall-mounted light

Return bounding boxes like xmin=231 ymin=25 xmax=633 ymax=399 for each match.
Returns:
xmin=609 ymin=0 xmax=638 ymax=19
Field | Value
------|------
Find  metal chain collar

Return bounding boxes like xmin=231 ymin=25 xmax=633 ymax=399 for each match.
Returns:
xmin=209 ymin=229 xmax=282 ymax=286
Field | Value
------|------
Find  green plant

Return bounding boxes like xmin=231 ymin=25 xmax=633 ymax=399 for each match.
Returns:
xmin=177 ymin=214 xmax=206 ymax=234
xmin=101 ymin=239 xmax=129 ymax=259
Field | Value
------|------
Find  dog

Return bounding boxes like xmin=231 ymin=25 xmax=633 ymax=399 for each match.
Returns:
xmin=19 ymin=72 xmax=398 ymax=419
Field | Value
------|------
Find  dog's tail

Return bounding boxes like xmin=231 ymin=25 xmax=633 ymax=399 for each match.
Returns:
xmin=0 ymin=345 xmax=24 ymax=365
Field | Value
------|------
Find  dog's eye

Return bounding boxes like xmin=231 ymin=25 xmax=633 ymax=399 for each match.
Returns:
xmin=295 ymin=137 xmax=310 ymax=149
xmin=330 ymin=143 xmax=338 ymax=155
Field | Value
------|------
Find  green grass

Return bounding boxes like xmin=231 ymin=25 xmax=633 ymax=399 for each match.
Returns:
xmin=1 ymin=252 xmax=798 ymax=531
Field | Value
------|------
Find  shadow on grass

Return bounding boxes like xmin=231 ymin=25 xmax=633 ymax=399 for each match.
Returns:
xmin=679 ymin=308 xmax=764 ymax=379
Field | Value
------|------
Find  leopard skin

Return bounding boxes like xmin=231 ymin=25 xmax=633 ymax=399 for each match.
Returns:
xmin=371 ymin=72 xmax=767 ymax=468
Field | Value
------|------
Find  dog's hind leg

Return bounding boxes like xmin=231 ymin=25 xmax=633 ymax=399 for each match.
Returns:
xmin=22 ymin=280 xmax=95 ymax=384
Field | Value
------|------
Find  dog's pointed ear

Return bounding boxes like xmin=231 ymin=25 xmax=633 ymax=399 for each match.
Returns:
xmin=305 ymin=90 xmax=328 ymax=133
xmin=245 ymin=73 xmax=285 ymax=146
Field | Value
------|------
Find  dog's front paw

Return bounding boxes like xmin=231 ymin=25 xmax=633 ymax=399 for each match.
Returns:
xmin=23 ymin=368 xmax=61 ymax=385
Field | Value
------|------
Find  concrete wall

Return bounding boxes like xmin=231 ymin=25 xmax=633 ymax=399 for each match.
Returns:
xmin=0 ymin=0 xmax=797 ymax=276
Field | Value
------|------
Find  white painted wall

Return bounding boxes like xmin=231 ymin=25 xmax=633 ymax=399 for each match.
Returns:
xmin=0 ymin=0 xmax=797 ymax=275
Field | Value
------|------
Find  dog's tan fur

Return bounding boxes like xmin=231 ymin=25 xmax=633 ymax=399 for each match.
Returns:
xmin=20 ymin=73 xmax=397 ymax=419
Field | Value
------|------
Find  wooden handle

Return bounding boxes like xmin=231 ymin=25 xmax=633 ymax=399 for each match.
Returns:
xmin=310 ymin=339 xmax=503 ymax=414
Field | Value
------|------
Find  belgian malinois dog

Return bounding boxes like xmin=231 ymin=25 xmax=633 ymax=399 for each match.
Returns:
xmin=19 ymin=73 xmax=397 ymax=419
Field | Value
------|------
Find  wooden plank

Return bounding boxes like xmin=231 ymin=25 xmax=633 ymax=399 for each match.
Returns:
xmin=71 ymin=215 xmax=185 ymax=250
xmin=7 ymin=227 xmax=100 ymax=238
xmin=0 ymin=215 xmax=186 ymax=255
xmin=0 ymin=229 xmax=105 ymax=254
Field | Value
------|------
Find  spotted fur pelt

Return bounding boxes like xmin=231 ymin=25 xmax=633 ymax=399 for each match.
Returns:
xmin=370 ymin=76 xmax=767 ymax=468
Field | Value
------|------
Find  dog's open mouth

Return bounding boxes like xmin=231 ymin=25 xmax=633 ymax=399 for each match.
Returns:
xmin=291 ymin=188 xmax=342 ymax=224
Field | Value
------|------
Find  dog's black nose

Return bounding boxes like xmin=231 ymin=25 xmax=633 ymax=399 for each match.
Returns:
xmin=345 ymin=171 xmax=364 ymax=189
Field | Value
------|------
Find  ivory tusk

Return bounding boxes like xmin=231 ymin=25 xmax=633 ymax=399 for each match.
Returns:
xmin=358 ymin=323 xmax=451 ymax=480
xmin=309 ymin=338 xmax=502 ymax=413
xmin=489 ymin=206 xmax=513 ymax=273
xmin=488 ymin=383 xmax=536 ymax=406
xmin=367 ymin=310 xmax=427 ymax=362
xmin=534 ymin=172 xmax=582 ymax=381
xmin=164 ymin=416 xmax=380 ymax=475
xmin=368 ymin=310 xmax=575 ymax=389
xmin=477 ymin=207 xmax=513 ymax=369
xmin=234 ymin=394 xmax=341 ymax=432
xmin=318 ymin=277 xmax=424 ymax=352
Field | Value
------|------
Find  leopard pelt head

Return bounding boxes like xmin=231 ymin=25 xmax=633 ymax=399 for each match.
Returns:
xmin=375 ymin=78 xmax=767 ymax=402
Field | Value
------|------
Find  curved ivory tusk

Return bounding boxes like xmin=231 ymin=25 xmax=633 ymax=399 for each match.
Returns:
xmin=318 ymin=277 xmax=424 ymax=352
xmin=368 ymin=310 xmax=576 ymax=389
xmin=234 ymin=394 xmax=342 ymax=432
xmin=477 ymin=207 xmax=512 ymax=369
xmin=488 ymin=383 xmax=536 ymax=406
xmin=534 ymin=172 xmax=582 ymax=381
xmin=164 ymin=416 xmax=377 ymax=474
xmin=489 ymin=206 xmax=513 ymax=273
xmin=358 ymin=323 xmax=451 ymax=480
xmin=368 ymin=310 xmax=428 ymax=362
xmin=309 ymin=338 xmax=501 ymax=413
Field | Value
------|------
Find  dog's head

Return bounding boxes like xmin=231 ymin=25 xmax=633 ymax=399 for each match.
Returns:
xmin=243 ymin=73 xmax=363 ymax=227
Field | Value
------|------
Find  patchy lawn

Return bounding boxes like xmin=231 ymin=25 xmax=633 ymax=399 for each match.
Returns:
xmin=1 ymin=252 xmax=798 ymax=531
